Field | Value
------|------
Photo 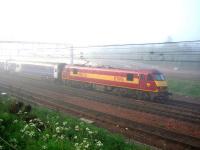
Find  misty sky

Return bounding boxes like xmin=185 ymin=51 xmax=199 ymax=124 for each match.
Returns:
xmin=0 ymin=0 xmax=199 ymax=46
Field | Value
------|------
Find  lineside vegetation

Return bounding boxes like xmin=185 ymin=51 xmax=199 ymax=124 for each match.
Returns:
xmin=0 ymin=95 xmax=150 ymax=150
xmin=167 ymin=78 xmax=200 ymax=98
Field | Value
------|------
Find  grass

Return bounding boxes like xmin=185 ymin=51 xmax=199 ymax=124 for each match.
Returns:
xmin=0 ymin=95 xmax=150 ymax=150
xmin=167 ymin=77 xmax=200 ymax=98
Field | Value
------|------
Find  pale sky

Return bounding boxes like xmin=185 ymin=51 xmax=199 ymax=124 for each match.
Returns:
xmin=0 ymin=0 xmax=199 ymax=46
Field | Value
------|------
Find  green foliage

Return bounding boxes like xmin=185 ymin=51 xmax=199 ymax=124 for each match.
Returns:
xmin=167 ymin=78 xmax=200 ymax=97
xmin=0 ymin=96 xmax=150 ymax=150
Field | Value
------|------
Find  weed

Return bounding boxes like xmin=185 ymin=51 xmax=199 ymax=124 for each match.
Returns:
xmin=0 ymin=96 xmax=150 ymax=150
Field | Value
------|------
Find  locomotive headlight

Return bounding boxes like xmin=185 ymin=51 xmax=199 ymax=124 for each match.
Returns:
xmin=146 ymin=83 xmax=151 ymax=87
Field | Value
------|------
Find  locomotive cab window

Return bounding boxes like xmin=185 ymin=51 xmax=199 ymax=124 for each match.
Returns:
xmin=73 ymin=69 xmax=78 ymax=74
xmin=127 ymin=74 xmax=134 ymax=81
xmin=153 ymin=74 xmax=165 ymax=81
xmin=140 ymin=74 xmax=145 ymax=80
xmin=147 ymin=74 xmax=153 ymax=81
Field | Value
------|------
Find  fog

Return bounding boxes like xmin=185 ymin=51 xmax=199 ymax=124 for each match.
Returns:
xmin=0 ymin=41 xmax=200 ymax=80
xmin=0 ymin=0 xmax=200 ymax=79
xmin=0 ymin=0 xmax=200 ymax=45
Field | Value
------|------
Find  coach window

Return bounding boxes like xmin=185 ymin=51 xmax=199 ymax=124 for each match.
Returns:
xmin=73 ymin=69 xmax=78 ymax=74
xmin=127 ymin=74 xmax=134 ymax=81
xmin=147 ymin=74 xmax=153 ymax=81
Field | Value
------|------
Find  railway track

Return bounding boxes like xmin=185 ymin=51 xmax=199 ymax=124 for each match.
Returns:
xmin=0 ymin=73 xmax=199 ymax=125
xmin=51 ymin=86 xmax=200 ymax=124
xmin=0 ymin=82 xmax=200 ymax=150
xmin=10 ymin=72 xmax=200 ymax=112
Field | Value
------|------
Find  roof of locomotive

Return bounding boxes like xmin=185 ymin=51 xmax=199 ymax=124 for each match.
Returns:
xmin=65 ymin=65 xmax=162 ymax=75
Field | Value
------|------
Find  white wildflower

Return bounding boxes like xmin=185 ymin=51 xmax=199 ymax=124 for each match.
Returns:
xmin=25 ymin=131 xmax=30 ymax=135
xmin=13 ymin=119 xmax=18 ymax=123
xmin=60 ymin=135 xmax=64 ymax=140
xmin=52 ymin=134 xmax=56 ymax=138
xmin=96 ymin=141 xmax=103 ymax=147
xmin=63 ymin=121 xmax=67 ymax=126
xmin=1 ymin=92 xmax=7 ymax=95
xmin=56 ymin=127 xmax=60 ymax=133
xmin=64 ymin=127 xmax=69 ymax=131
xmin=34 ymin=118 xmax=41 ymax=122
xmin=45 ymin=134 xmax=50 ymax=139
xmin=17 ymin=110 xmax=22 ymax=115
xmin=29 ymin=123 xmax=36 ymax=127
xmin=74 ymin=136 xmax=77 ymax=139
xmin=29 ymin=131 xmax=35 ymax=137
xmin=42 ymin=145 xmax=47 ymax=149
xmin=39 ymin=121 xmax=44 ymax=125
xmin=85 ymin=143 xmax=89 ymax=148
xmin=24 ymin=124 xmax=29 ymax=130
xmin=75 ymin=125 xmax=79 ymax=131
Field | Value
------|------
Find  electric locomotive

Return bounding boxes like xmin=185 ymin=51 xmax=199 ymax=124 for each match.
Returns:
xmin=61 ymin=65 xmax=170 ymax=100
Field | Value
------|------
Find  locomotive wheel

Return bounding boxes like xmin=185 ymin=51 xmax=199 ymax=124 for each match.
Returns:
xmin=148 ymin=92 xmax=155 ymax=100
xmin=104 ymin=86 xmax=113 ymax=92
xmin=135 ymin=91 xmax=149 ymax=100
xmin=142 ymin=92 xmax=155 ymax=100
xmin=119 ymin=88 xmax=128 ymax=97
xmin=143 ymin=92 xmax=150 ymax=100
xmin=135 ymin=91 xmax=143 ymax=100
xmin=112 ymin=88 xmax=120 ymax=96
xmin=83 ymin=82 xmax=93 ymax=90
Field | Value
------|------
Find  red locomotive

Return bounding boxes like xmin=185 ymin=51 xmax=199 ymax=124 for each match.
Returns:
xmin=61 ymin=65 xmax=170 ymax=100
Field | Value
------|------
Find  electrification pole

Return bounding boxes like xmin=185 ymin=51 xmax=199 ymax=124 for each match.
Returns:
xmin=70 ymin=45 xmax=74 ymax=65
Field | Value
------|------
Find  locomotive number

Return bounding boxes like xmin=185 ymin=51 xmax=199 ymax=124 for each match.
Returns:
xmin=114 ymin=76 xmax=124 ymax=82
xmin=78 ymin=72 xmax=87 ymax=77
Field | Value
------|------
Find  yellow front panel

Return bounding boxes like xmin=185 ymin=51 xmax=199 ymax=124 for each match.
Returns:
xmin=155 ymin=81 xmax=168 ymax=87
